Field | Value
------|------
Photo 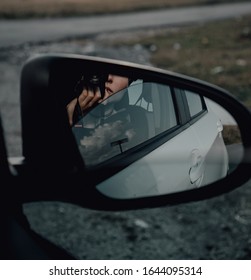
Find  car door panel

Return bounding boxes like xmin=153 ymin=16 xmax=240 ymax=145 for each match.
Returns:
xmin=96 ymin=124 xmax=203 ymax=199
xmin=72 ymin=82 xmax=230 ymax=199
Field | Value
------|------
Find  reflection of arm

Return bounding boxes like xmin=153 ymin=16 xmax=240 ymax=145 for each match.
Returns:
xmin=66 ymin=98 xmax=77 ymax=126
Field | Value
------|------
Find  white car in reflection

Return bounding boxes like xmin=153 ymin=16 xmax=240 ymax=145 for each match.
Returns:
xmin=72 ymin=81 xmax=229 ymax=198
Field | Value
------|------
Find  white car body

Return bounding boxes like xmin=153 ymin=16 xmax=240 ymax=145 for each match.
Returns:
xmin=73 ymin=81 xmax=229 ymax=199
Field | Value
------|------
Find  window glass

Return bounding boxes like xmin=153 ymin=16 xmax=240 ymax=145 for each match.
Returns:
xmin=185 ymin=90 xmax=204 ymax=117
xmin=72 ymin=82 xmax=177 ymax=167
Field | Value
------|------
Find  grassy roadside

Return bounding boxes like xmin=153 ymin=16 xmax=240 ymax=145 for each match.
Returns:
xmin=0 ymin=0 xmax=247 ymax=19
xmin=101 ymin=15 xmax=251 ymax=110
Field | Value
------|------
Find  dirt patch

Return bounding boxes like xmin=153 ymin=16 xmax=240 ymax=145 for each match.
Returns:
xmin=223 ymin=125 xmax=242 ymax=145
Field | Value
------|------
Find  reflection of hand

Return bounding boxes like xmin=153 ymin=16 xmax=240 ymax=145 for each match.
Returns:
xmin=66 ymin=87 xmax=102 ymax=126
xmin=78 ymin=86 xmax=102 ymax=110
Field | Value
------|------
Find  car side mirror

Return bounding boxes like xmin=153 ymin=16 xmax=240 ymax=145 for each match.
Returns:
xmin=19 ymin=53 xmax=251 ymax=210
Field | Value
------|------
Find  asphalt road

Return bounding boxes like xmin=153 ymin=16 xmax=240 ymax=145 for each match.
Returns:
xmin=1 ymin=2 xmax=251 ymax=48
xmin=0 ymin=3 xmax=251 ymax=260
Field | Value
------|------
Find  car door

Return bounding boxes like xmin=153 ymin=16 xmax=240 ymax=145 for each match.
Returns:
xmin=182 ymin=90 xmax=229 ymax=187
xmin=72 ymin=81 xmax=212 ymax=199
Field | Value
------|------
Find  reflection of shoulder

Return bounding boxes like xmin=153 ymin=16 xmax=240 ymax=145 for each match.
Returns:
xmin=105 ymin=108 xmax=129 ymax=124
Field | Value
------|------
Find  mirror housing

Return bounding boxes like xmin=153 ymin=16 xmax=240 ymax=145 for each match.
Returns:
xmin=19 ymin=53 xmax=251 ymax=210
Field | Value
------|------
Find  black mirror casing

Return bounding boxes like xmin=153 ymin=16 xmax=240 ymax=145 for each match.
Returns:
xmin=19 ymin=54 xmax=251 ymax=210
xmin=20 ymin=55 xmax=86 ymax=175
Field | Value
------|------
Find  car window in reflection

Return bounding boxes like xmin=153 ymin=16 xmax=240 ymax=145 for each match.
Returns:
xmin=185 ymin=90 xmax=204 ymax=117
xmin=72 ymin=82 xmax=178 ymax=167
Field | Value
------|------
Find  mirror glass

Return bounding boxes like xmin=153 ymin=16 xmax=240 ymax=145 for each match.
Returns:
xmin=63 ymin=70 xmax=243 ymax=199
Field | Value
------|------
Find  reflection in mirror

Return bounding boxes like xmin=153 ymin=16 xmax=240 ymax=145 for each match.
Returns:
xmin=68 ymin=74 xmax=243 ymax=199
xmin=66 ymin=73 xmax=130 ymax=126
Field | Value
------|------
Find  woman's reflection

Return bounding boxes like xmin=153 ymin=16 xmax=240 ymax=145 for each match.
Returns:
xmin=66 ymin=74 xmax=129 ymax=126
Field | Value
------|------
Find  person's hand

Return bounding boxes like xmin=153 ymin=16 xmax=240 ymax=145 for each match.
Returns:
xmin=78 ymin=86 xmax=102 ymax=111
xmin=66 ymin=86 xmax=102 ymax=126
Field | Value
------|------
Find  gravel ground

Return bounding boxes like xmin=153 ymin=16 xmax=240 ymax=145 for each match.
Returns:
xmin=0 ymin=33 xmax=251 ymax=259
